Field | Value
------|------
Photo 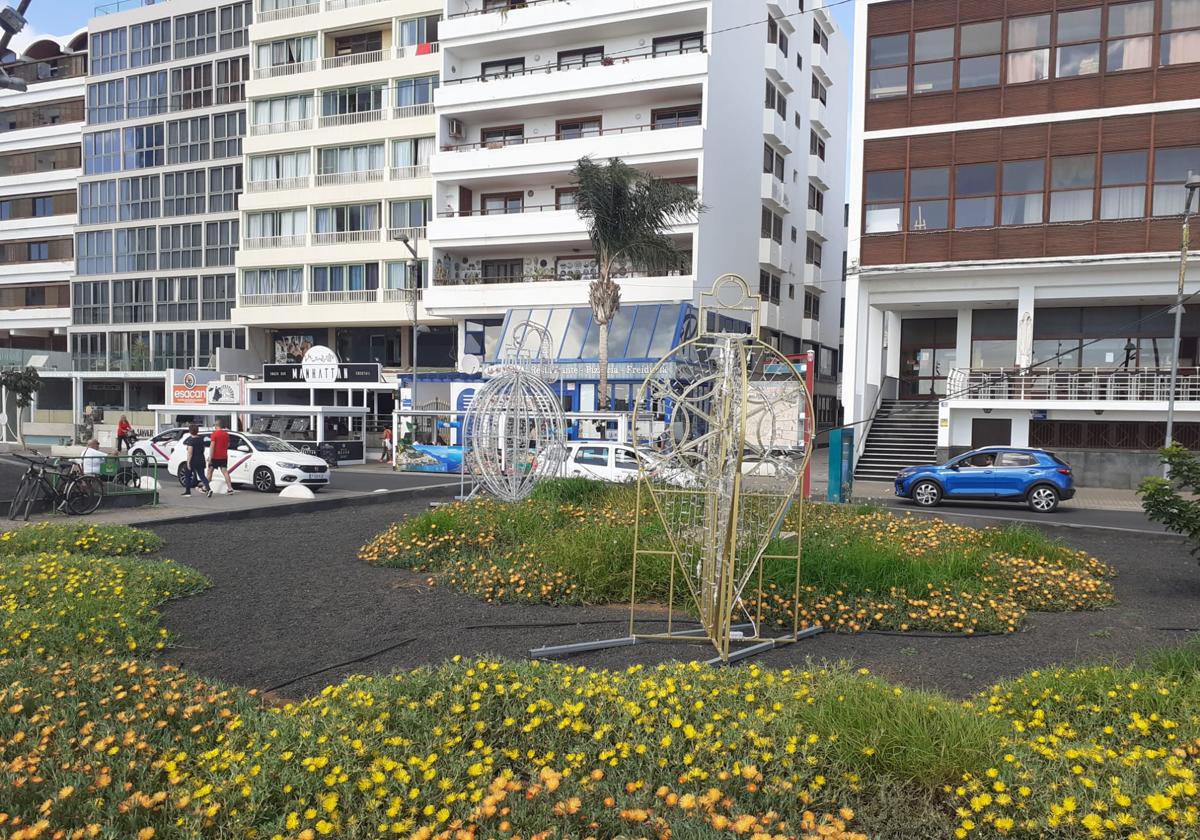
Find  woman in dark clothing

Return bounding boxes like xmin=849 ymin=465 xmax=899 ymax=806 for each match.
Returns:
xmin=180 ymin=423 xmax=212 ymax=498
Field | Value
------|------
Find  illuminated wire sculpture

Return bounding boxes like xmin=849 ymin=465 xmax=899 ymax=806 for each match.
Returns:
xmin=462 ymin=321 xmax=567 ymax=502
xmin=531 ymin=274 xmax=820 ymax=665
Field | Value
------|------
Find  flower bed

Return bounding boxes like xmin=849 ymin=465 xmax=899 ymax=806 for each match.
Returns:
xmin=359 ymin=481 xmax=1115 ymax=634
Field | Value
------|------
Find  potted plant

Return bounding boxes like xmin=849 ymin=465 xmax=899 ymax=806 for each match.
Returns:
xmin=601 ymin=55 xmax=614 ymax=66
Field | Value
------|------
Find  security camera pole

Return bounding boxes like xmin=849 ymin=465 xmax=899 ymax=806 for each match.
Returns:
xmin=0 ymin=2 xmax=32 ymax=92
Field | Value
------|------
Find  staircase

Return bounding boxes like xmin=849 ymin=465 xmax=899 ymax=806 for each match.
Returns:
xmin=853 ymin=399 xmax=940 ymax=482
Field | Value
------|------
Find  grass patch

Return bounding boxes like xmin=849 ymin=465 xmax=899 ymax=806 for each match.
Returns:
xmin=360 ymin=481 xmax=1114 ymax=634
xmin=0 ymin=521 xmax=163 ymax=557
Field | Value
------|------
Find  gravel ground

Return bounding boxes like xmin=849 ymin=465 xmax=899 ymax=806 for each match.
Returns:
xmin=151 ymin=496 xmax=1200 ymax=699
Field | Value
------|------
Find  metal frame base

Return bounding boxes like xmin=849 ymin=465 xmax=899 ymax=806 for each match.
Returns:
xmin=530 ymin=625 xmax=823 ymax=666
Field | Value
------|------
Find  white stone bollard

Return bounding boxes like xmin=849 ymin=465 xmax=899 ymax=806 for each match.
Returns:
xmin=279 ymin=484 xmax=315 ymax=500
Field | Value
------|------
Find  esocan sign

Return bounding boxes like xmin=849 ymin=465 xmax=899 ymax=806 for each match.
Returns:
xmin=171 ymin=371 xmax=207 ymax=406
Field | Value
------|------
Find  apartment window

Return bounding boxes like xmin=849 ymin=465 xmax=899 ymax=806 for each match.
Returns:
xmin=171 ymin=63 xmax=214 ymax=111
xmin=312 ymin=263 xmax=379 ymax=291
xmin=1162 ymin=0 xmax=1200 ymax=65
xmin=557 ymin=47 xmax=603 ymax=68
xmin=481 ymin=124 xmax=524 ymax=146
xmin=247 ymin=208 xmax=306 ymax=239
xmin=160 ymin=224 xmax=204 ymax=270
xmin=242 ymin=267 xmax=302 ymax=296
xmin=907 ymin=167 xmax=948 ymax=230
xmin=1107 ymin=1 xmax=1154 ymax=72
xmin=119 ymin=175 xmax=161 ymax=221
xmin=334 ymin=31 xmax=382 ymax=57
xmin=758 ymin=270 xmax=781 ymax=304
xmin=126 ymin=71 xmax=167 ymax=118
xmin=174 ymin=9 xmax=217 ymax=58
xmin=392 ymin=136 xmax=434 ymax=170
xmin=810 ymin=76 xmax=827 ymax=105
xmin=388 ymin=199 xmax=430 ymax=229
xmin=1153 ymin=146 xmax=1200 ymax=215
xmin=315 ymin=203 xmax=380 ymax=233
xmin=779 ymin=29 xmax=790 ymax=58
xmin=386 ymin=261 xmax=425 ymax=290
xmin=791 ymin=226 xmax=798 ymax=242
xmin=765 ymin=80 xmax=787 ymax=118
xmin=960 ymin=21 xmax=1002 ymax=88
xmin=804 ymin=290 xmax=821 ymax=320
xmin=397 ymin=15 xmax=440 ymax=49
xmin=0 ymin=99 xmax=82 ymax=132
xmin=212 ymin=111 xmax=245 ymax=159
xmin=200 ymin=327 xmax=244 ymax=363
xmin=556 ymin=116 xmax=601 ymax=139
xmin=206 ymin=220 xmax=238 ymax=267
xmin=80 ymin=181 xmax=117 ymax=225
xmin=156 ymin=276 xmax=198 ymax=322
xmin=808 ymin=183 xmax=825 ymax=213
xmin=167 ymin=116 xmax=209 ymax=164
xmin=163 ymin=170 xmax=206 ymax=216
xmin=806 ymin=237 xmax=823 ymax=266
xmin=1001 ymin=159 xmax=1045 ymax=225
xmin=84 ymin=130 xmax=120 ymax=175
xmin=651 ymin=104 xmax=701 ymax=130
xmin=256 ymin=36 xmax=315 ymax=71
xmin=76 ymin=231 xmax=113 ymax=275
xmin=761 ymin=208 xmax=784 ymax=243
xmin=253 ymin=94 xmax=312 ymax=128
xmin=763 ymin=143 xmax=785 ymax=181
xmin=130 ymin=19 xmax=171 ymax=68
xmin=201 ymin=278 xmax=236 ymax=324
xmin=115 ymin=227 xmax=157 ymax=273
xmin=1100 ymin=151 xmax=1148 ymax=219
xmin=123 ymin=124 xmax=164 ymax=171
xmin=155 ymin=331 xmax=195 ymax=366
xmin=394 ymin=75 xmax=438 ymax=106
xmin=481 ymin=57 xmax=525 ymax=79
xmin=1007 ymin=14 xmax=1051 ymax=83
xmin=1056 ymin=8 xmax=1102 ymax=78
xmin=86 ymin=80 xmax=124 ymax=124
xmin=912 ymin=27 xmax=954 ymax=94
xmin=809 ymin=130 xmax=826 ymax=160
xmin=208 ymin=165 xmax=242 ymax=212
xmin=868 ymin=33 xmax=908 ymax=99
xmin=322 ymin=84 xmax=384 ymax=115
xmin=218 ymin=2 xmax=250 ymax=52
xmin=24 ymin=242 xmax=48 ymax=261
xmin=652 ymin=32 xmax=704 ymax=56
xmin=864 ymin=170 xmax=904 ymax=233
xmin=481 ymin=260 xmax=523 ymax=283
xmin=481 ymin=192 xmax=523 ymax=215
xmin=72 ymin=281 xmax=110 ymax=325
xmin=1049 ymin=154 xmax=1097 ymax=221
xmin=318 ymin=143 xmax=384 ymax=175
xmin=91 ymin=28 xmax=127 ymax=75
xmin=813 ymin=22 xmax=829 ymax=52
xmin=555 ymin=188 xmax=577 ymax=210
xmin=249 ymin=150 xmax=310 ymax=183
xmin=2 ymin=146 xmax=81 ymax=176
xmin=955 ymin=163 xmax=997 ymax=228
xmin=216 ymin=56 xmax=248 ymax=105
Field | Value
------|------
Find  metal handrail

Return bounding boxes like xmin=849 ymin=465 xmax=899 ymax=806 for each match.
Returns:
xmin=447 ymin=0 xmax=560 ymax=18
xmin=439 ymin=203 xmax=578 ymax=217
xmin=442 ymin=45 xmax=706 ymax=85
xmin=948 ymin=366 xmax=1200 ymax=402
xmin=441 ymin=121 xmax=697 ymax=152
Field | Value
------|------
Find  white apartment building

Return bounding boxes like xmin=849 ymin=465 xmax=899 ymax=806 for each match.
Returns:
xmin=428 ymin=0 xmax=848 ymax=420
xmin=234 ymin=0 xmax=452 ymax=376
xmin=0 ymin=32 xmax=88 ymax=358
xmin=62 ymin=0 xmax=251 ymax=427
xmin=845 ymin=0 xmax=1200 ymax=488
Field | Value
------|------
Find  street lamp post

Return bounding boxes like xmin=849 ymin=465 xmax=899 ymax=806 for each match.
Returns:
xmin=398 ymin=235 xmax=421 ymax=445
xmin=1164 ymin=174 xmax=1200 ymax=473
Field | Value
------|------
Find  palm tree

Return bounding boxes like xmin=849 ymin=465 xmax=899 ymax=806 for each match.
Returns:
xmin=571 ymin=156 xmax=701 ymax=410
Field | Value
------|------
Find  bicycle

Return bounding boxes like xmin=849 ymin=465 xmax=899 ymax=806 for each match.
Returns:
xmin=8 ymin=453 xmax=104 ymax=521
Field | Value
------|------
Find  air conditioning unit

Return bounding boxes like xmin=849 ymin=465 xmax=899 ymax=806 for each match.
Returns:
xmin=448 ymin=118 xmax=465 ymax=139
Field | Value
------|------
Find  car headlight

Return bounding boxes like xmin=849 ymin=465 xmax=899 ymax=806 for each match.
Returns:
xmin=277 ymin=462 xmax=301 ymax=469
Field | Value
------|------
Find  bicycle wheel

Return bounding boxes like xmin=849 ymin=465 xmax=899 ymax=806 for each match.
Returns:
xmin=65 ymin=476 xmax=103 ymax=516
xmin=8 ymin=477 xmax=30 ymax=520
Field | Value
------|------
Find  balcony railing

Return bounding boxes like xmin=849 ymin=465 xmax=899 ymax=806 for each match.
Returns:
xmin=438 ymin=269 xmax=683 ymax=286
xmin=247 ymin=176 xmax=311 ymax=193
xmin=239 ymin=287 xmax=420 ymax=306
xmin=439 ymin=202 xmax=577 ymax=217
xmin=70 ymin=352 xmax=200 ymax=373
xmin=312 ymin=229 xmax=381 ymax=245
xmin=382 ymin=287 xmax=419 ymax=303
xmin=315 ymin=169 xmax=385 ymax=186
xmin=321 ymin=49 xmax=387 ymax=71
xmin=946 ymin=367 xmax=1200 ymax=402
xmin=309 ymin=288 xmax=379 ymax=304
xmin=442 ymin=44 xmax=706 ymax=86
xmin=257 ymin=2 xmax=319 ymax=23
xmin=241 ymin=292 xmax=303 ymax=307
xmin=318 ymin=109 xmax=386 ymax=128
xmin=387 ymin=226 xmax=426 ymax=243
xmin=243 ymin=235 xmax=306 ymax=250
xmin=250 ymin=117 xmax=314 ymax=137
xmin=393 ymin=102 xmax=434 ymax=120
xmin=395 ymin=43 xmax=440 ymax=59
xmin=253 ymin=60 xmax=317 ymax=80
xmin=4 ymin=54 xmax=87 ymax=84
xmin=447 ymin=0 xmax=558 ymax=19
xmin=441 ymin=120 xmax=697 ymax=152
xmin=326 ymin=0 xmax=388 ymax=9
xmin=389 ymin=164 xmax=429 ymax=180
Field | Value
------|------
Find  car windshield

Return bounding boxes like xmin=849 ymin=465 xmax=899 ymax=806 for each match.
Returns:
xmin=247 ymin=435 xmax=299 ymax=453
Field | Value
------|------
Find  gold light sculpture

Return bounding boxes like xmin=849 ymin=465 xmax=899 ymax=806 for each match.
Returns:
xmin=532 ymin=274 xmax=821 ymax=666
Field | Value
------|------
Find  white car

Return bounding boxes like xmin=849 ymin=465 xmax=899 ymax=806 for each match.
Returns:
xmin=559 ymin=442 xmax=648 ymax=482
xmin=129 ymin=427 xmax=189 ymax=467
xmin=166 ymin=431 xmax=330 ymax=492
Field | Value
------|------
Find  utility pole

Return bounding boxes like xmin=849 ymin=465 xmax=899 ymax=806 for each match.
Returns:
xmin=1164 ymin=174 xmax=1200 ymax=477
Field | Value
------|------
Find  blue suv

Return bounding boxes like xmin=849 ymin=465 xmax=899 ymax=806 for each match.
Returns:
xmin=894 ymin=447 xmax=1075 ymax=513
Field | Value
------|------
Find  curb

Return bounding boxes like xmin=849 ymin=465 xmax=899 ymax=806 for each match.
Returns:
xmin=119 ymin=483 xmax=461 ymax=528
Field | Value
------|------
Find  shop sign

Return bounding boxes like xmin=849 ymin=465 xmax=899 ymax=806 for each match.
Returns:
xmin=171 ymin=371 xmax=207 ymax=406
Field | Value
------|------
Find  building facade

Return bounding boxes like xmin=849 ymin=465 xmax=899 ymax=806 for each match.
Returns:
xmin=0 ymin=31 xmax=89 ymax=355
xmin=845 ymin=0 xmax=1200 ymax=488
xmin=233 ymin=0 xmax=449 ymax=376
xmin=427 ymin=0 xmax=848 ymax=418
xmin=65 ymin=0 xmax=251 ymax=419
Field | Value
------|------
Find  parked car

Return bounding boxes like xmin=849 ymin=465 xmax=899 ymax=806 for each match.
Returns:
xmin=559 ymin=442 xmax=646 ymax=482
xmin=894 ymin=447 xmax=1075 ymax=513
xmin=129 ymin=427 xmax=189 ymax=467
xmin=166 ymin=431 xmax=330 ymax=492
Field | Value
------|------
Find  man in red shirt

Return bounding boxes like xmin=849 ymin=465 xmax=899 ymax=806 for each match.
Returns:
xmin=206 ymin=419 xmax=235 ymax=495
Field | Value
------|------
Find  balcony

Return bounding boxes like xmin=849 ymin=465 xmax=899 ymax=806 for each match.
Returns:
xmin=237 ymin=285 xmax=424 ymax=314
xmin=436 ymin=49 xmax=708 ymax=109
xmin=318 ymin=108 xmax=386 ymax=129
xmin=256 ymin=1 xmax=319 ymax=23
xmin=395 ymin=43 xmax=440 ymax=59
xmin=246 ymin=175 xmax=311 ymax=193
xmin=945 ymin=368 xmax=1200 ymax=404
xmin=240 ymin=292 xmax=303 ymax=307
xmin=387 ymin=226 xmax=427 ymax=243
xmin=393 ymin=102 xmax=434 ymax=120
xmin=390 ymin=164 xmax=430 ymax=180
xmin=250 ymin=117 xmax=314 ymax=138
xmin=431 ymin=206 xmax=584 ymax=247
xmin=761 ymin=173 xmax=790 ymax=213
xmin=806 ymin=209 xmax=825 ymax=240
xmin=763 ymin=108 xmax=789 ymax=150
xmin=314 ymin=169 xmax=385 ymax=187
xmin=312 ymin=229 xmax=382 ymax=245
xmin=326 ymin=0 xmax=389 ymax=8
xmin=809 ymin=96 xmax=828 ymax=130
xmin=321 ymin=49 xmax=387 ymax=72
xmin=423 ymin=271 xmax=693 ymax=317
xmin=309 ymin=288 xmax=378 ymax=304
xmin=764 ymin=42 xmax=791 ymax=89
xmin=4 ymin=54 xmax=87 ymax=84
xmin=759 ymin=238 xmax=783 ymax=269
xmin=442 ymin=0 xmax=705 ymax=42
xmin=243 ymin=235 xmax=306 ymax=250
xmin=253 ymin=60 xmax=317 ymax=81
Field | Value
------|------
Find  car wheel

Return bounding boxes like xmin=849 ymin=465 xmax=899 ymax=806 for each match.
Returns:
xmin=131 ymin=449 xmax=148 ymax=468
xmin=1027 ymin=485 xmax=1059 ymax=513
xmin=253 ymin=466 xmax=276 ymax=493
xmin=177 ymin=468 xmax=189 ymax=488
xmin=911 ymin=480 xmax=942 ymax=507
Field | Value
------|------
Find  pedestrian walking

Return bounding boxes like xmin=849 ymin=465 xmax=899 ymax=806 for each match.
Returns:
xmin=116 ymin=415 xmax=132 ymax=452
xmin=206 ymin=419 xmax=235 ymax=495
xmin=180 ymin=423 xmax=212 ymax=498
xmin=380 ymin=426 xmax=393 ymax=463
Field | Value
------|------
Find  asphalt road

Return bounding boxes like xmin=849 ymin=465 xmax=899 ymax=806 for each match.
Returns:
xmin=876 ymin=495 xmax=1167 ymax=533
xmin=328 ymin=465 xmax=462 ymax=495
